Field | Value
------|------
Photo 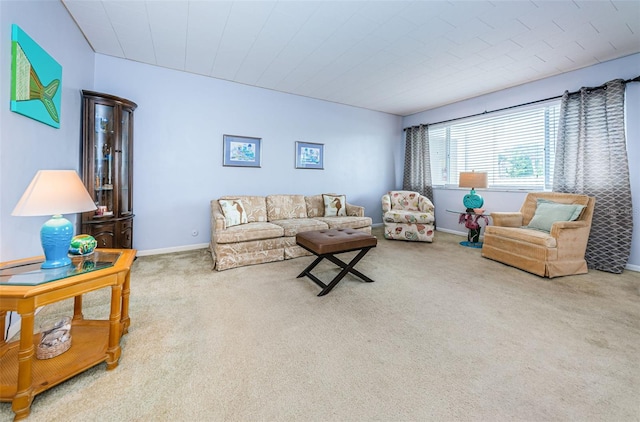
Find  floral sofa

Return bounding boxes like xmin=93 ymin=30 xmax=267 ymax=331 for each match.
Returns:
xmin=210 ymin=194 xmax=372 ymax=270
xmin=381 ymin=190 xmax=435 ymax=242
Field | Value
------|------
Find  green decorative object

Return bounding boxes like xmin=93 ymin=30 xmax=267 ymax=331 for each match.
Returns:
xmin=69 ymin=234 xmax=97 ymax=256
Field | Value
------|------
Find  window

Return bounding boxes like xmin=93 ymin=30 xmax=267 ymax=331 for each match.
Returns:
xmin=429 ymin=100 xmax=560 ymax=190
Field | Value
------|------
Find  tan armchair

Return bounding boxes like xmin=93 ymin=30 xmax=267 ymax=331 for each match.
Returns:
xmin=481 ymin=192 xmax=595 ymax=278
xmin=382 ymin=190 xmax=435 ymax=242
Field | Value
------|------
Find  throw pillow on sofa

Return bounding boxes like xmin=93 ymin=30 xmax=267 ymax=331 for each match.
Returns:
xmin=526 ymin=199 xmax=585 ymax=232
xmin=219 ymin=199 xmax=248 ymax=227
xmin=323 ymin=194 xmax=347 ymax=217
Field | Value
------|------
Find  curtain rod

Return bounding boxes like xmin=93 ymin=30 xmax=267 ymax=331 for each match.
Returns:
xmin=403 ymin=75 xmax=640 ymax=131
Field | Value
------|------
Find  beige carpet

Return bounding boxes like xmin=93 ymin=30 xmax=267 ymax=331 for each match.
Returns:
xmin=2 ymin=228 xmax=639 ymax=422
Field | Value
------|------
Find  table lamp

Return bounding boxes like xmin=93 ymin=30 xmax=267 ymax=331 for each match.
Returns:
xmin=459 ymin=171 xmax=488 ymax=211
xmin=12 ymin=170 xmax=97 ymax=269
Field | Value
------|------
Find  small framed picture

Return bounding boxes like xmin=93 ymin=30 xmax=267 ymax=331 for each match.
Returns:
xmin=223 ymin=135 xmax=262 ymax=167
xmin=295 ymin=141 xmax=324 ymax=169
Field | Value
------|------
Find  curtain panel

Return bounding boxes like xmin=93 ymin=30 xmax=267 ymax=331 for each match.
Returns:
xmin=553 ymin=79 xmax=633 ymax=273
xmin=403 ymin=125 xmax=433 ymax=200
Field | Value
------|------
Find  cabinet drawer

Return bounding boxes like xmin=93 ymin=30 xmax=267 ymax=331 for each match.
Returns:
xmin=118 ymin=219 xmax=133 ymax=249
xmin=84 ymin=222 xmax=116 ymax=248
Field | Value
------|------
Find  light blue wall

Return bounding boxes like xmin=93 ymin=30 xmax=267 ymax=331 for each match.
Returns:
xmin=0 ymin=0 xmax=95 ymax=262
xmin=93 ymin=55 xmax=402 ymax=252
xmin=1 ymin=1 xmax=638 ymax=270
xmin=0 ymin=1 xmax=401 ymax=261
xmin=402 ymin=53 xmax=640 ymax=269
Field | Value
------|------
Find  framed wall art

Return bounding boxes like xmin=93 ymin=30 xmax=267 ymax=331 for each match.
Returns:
xmin=10 ymin=24 xmax=62 ymax=128
xmin=295 ymin=141 xmax=324 ymax=169
xmin=223 ymin=135 xmax=262 ymax=167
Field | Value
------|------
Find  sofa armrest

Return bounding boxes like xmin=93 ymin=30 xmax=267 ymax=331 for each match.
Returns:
xmin=551 ymin=220 xmax=590 ymax=258
xmin=210 ymin=200 xmax=227 ymax=232
xmin=550 ymin=220 xmax=588 ymax=230
xmin=381 ymin=194 xmax=391 ymax=213
xmin=490 ymin=212 xmax=523 ymax=227
xmin=346 ymin=203 xmax=364 ymax=217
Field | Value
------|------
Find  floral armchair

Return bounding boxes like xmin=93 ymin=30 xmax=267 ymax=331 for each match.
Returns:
xmin=381 ymin=190 xmax=435 ymax=242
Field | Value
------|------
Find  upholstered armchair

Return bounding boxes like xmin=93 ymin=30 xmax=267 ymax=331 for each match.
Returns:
xmin=481 ymin=192 xmax=595 ymax=278
xmin=381 ymin=190 xmax=435 ymax=242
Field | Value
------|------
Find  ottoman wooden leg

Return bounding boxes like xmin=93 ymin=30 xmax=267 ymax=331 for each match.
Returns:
xmin=297 ymin=246 xmax=375 ymax=296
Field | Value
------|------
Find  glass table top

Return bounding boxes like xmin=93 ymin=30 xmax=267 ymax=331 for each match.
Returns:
xmin=0 ymin=251 xmax=121 ymax=286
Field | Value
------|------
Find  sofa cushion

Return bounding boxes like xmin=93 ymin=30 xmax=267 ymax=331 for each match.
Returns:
xmin=305 ymin=194 xmax=325 ymax=217
xmin=323 ymin=194 xmax=347 ymax=217
xmin=526 ymin=200 xmax=585 ymax=232
xmin=266 ymin=195 xmax=307 ymax=221
xmin=219 ymin=195 xmax=267 ymax=222
xmin=214 ymin=221 xmax=284 ymax=244
xmin=313 ymin=216 xmax=372 ymax=230
xmin=484 ymin=226 xmax=557 ymax=248
xmin=270 ymin=218 xmax=328 ymax=237
xmin=218 ymin=199 xmax=248 ymax=227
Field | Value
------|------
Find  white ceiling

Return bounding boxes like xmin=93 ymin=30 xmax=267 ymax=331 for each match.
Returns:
xmin=61 ymin=0 xmax=640 ymax=116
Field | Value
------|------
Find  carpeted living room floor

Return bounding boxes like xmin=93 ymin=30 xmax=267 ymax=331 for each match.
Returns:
xmin=2 ymin=227 xmax=639 ymax=422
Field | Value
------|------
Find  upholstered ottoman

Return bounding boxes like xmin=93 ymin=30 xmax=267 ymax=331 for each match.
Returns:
xmin=295 ymin=228 xmax=377 ymax=296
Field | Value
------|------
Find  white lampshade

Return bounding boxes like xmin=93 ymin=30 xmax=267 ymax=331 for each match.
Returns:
xmin=459 ymin=171 xmax=488 ymax=189
xmin=12 ymin=170 xmax=96 ymax=217
xmin=12 ymin=170 xmax=97 ymax=268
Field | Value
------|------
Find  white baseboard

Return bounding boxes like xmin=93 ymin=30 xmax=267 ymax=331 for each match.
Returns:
xmin=435 ymin=227 xmax=468 ymax=237
xmin=625 ymin=263 xmax=640 ymax=272
xmin=135 ymin=243 xmax=209 ymax=257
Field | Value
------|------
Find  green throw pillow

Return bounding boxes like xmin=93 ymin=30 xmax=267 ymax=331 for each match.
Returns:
xmin=527 ymin=200 xmax=585 ymax=232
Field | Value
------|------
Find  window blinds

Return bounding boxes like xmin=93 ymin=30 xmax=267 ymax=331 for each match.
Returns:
xmin=428 ymin=100 xmax=560 ymax=190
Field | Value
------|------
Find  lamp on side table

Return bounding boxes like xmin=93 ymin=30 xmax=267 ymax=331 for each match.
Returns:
xmin=12 ymin=170 xmax=97 ymax=268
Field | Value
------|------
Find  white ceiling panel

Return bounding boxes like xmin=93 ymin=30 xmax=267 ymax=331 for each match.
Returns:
xmin=61 ymin=0 xmax=640 ymax=116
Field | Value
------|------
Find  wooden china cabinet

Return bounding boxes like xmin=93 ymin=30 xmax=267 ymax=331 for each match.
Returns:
xmin=80 ymin=90 xmax=137 ymax=249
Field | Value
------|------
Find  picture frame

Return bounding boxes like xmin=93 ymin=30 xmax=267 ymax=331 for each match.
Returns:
xmin=295 ymin=141 xmax=324 ymax=169
xmin=10 ymin=24 xmax=62 ymax=128
xmin=223 ymin=135 xmax=262 ymax=167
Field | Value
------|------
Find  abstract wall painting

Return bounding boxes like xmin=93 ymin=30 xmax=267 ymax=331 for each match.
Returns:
xmin=11 ymin=24 xmax=62 ymax=128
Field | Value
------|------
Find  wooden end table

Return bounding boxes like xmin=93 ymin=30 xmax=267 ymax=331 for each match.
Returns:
xmin=0 ymin=249 xmax=135 ymax=421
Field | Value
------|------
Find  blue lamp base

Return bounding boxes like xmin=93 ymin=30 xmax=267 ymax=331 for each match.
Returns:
xmin=40 ymin=215 xmax=74 ymax=269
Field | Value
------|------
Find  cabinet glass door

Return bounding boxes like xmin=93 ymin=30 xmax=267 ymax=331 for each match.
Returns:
xmin=93 ymin=104 xmax=115 ymax=217
xmin=119 ymin=109 xmax=132 ymax=215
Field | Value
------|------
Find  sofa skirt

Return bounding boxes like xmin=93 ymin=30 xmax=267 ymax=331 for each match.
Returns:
xmin=213 ymin=237 xmax=286 ymax=271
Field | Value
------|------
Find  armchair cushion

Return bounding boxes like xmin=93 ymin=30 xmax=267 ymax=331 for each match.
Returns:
xmin=383 ymin=209 xmax=434 ymax=224
xmin=526 ymin=200 xmax=585 ymax=232
xmin=388 ymin=190 xmax=421 ymax=210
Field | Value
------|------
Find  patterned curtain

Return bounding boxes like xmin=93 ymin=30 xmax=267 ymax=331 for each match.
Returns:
xmin=403 ymin=125 xmax=433 ymax=200
xmin=553 ymin=79 xmax=632 ymax=273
